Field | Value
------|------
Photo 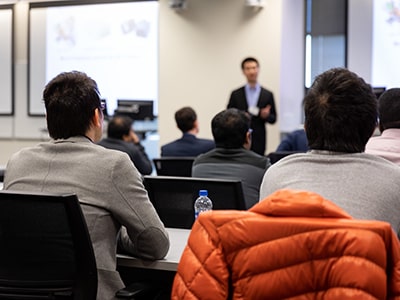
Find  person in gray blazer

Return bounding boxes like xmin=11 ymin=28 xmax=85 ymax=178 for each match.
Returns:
xmin=3 ymin=71 xmax=170 ymax=300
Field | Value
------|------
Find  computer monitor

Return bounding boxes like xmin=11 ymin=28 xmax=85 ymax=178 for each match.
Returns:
xmin=114 ymin=100 xmax=154 ymax=121
xmin=143 ymin=176 xmax=246 ymax=229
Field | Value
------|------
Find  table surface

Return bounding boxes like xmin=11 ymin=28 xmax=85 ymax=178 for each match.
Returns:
xmin=117 ymin=227 xmax=190 ymax=272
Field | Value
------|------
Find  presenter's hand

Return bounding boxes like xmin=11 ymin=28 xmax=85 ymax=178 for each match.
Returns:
xmin=260 ymin=105 xmax=271 ymax=120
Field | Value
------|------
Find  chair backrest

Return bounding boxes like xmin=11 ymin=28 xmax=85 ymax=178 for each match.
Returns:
xmin=153 ymin=157 xmax=195 ymax=177
xmin=0 ymin=190 xmax=97 ymax=300
xmin=143 ymin=175 xmax=246 ymax=229
xmin=267 ymin=151 xmax=304 ymax=164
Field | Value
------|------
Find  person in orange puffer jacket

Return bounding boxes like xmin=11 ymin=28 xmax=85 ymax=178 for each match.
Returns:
xmin=171 ymin=189 xmax=400 ymax=299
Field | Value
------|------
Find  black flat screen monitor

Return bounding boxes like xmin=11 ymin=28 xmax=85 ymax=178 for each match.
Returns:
xmin=143 ymin=175 xmax=246 ymax=229
xmin=114 ymin=100 xmax=154 ymax=121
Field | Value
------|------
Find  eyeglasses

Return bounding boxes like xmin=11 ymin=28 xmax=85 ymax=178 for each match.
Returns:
xmin=100 ymin=101 xmax=106 ymax=111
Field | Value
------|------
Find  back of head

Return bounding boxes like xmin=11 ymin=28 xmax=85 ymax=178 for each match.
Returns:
xmin=43 ymin=71 xmax=102 ymax=139
xmin=304 ymin=67 xmax=377 ymax=153
xmin=378 ymin=88 xmax=400 ymax=131
xmin=107 ymin=115 xmax=133 ymax=139
xmin=175 ymin=107 xmax=197 ymax=133
xmin=212 ymin=108 xmax=250 ymax=149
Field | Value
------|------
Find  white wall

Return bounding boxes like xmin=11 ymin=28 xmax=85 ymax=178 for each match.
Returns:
xmin=159 ymin=0 xmax=292 ymax=154
xmin=0 ymin=0 xmax=305 ymax=164
xmin=347 ymin=0 xmax=373 ymax=82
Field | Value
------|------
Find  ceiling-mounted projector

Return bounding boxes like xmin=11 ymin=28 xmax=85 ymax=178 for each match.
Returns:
xmin=245 ymin=0 xmax=265 ymax=7
xmin=169 ymin=0 xmax=187 ymax=11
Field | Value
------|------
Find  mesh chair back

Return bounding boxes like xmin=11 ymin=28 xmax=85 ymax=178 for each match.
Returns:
xmin=143 ymin=176 xmax=246 ymax=229
xmin=153 ymin=157 xmax=195 ymax=176
xmin=0 ymin=190 xmax=97 ymax=300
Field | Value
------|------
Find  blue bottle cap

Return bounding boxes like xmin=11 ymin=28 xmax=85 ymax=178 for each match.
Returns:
xmin=199 ymin=190 xmax=208 ymax=196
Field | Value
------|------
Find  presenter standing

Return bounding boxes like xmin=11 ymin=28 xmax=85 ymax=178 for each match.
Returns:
xmin=227 ymin=57 xmax=277 ymax=155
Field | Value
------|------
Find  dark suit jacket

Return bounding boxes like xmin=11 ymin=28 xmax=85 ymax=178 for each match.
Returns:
xmin=98 ymin=138 xmax=153 ymax=175
xmin=161 ymin=133 xmax=215 ymax=157
xmin=228 ymin=86 xmax=277 ymax=155
xmin=276 ymin=129 xmax=308 ymax=152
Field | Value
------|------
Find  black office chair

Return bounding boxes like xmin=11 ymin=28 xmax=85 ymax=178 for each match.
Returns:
xmin=0 ymin=190 xmax=98 ymax=299
xmin=143 ymin=175 xmax=246 ymax=229
xmin=0 ymin=190 xmax=161 ymax=300
xmin=267 ymin=151 xmax=305 ymax=164
xmin=152 ymin=157 xmax=195 ymax=177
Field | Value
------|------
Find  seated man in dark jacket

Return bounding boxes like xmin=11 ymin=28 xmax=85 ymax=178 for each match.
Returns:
xmin=98 ymin=115 xmax=153 ymax=175
xmin=161 ymin=106 xmax=215 ymax=157
xmin=192 ymin=108 xmax=270 ymax=209
xmin=276 ymin=128 xmax=308 ymax=152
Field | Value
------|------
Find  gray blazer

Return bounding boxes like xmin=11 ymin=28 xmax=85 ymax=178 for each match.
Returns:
xmin=4 ymin=136 xmax=170 ymax=300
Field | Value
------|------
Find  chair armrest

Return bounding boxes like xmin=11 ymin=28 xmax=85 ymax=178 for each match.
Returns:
xmin=115 ymin=282 xmax=159 ymax=299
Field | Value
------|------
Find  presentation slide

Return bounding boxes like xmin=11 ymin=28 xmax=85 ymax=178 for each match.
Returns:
xmin=29 ymin=1 xmax=158 ymax=116
xmin=0 ymin=7 xmax=13 ymax=115
xmin=372 ymin=0 xmax=400 ymax=89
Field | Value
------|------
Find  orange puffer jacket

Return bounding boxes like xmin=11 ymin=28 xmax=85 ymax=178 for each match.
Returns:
xmin=171 ymin=189 xmax=400 ymax=299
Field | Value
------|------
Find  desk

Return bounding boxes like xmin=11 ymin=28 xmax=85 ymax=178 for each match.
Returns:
xmin=117 ymin=228 xmax=190 ymax=272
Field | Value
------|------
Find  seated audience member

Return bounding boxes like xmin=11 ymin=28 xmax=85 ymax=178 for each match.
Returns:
xmin=172 ymin=189 xmax=400 ymax=299
xmin=276 ymin=128 xmax=308 ymax=151
xmin=259 ymin=67 xmax=400 ymax=234
xmin=98 ymin=115 xmax=153 ymax=175
xmin=192 ymin=108 xmax=270 ymax=208
xmin=3 ymin=71 xmax=170 ymax=299
xmin=161 ymin=106 xmax=215 ymax=157
xmin=366 ymin=88 xmax=400 ymax=165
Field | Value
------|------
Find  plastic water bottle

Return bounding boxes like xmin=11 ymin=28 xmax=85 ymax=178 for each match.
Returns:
xmin=194 ymin=190 xmax=213 ymax=219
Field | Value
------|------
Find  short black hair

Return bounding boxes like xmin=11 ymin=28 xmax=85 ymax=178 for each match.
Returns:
xmin=107 ymin=115 xmax=133 ymax=139
xmin=304 ymin=67 xmax=377 ymax=153
xmin=378 ymin=88 xmax=400 ymax=131
xmin=175 ymin=107 xmax=197 ymax=133
xmin=43 ymin=71 xmax=102 ymax=139
xmin=212 ymin=108 xmax=250 ymax=149
xmin=241 ymin=57 xmax=259 ymax=70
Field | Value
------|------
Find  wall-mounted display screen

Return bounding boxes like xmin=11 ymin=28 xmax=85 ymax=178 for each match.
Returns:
xmin=0 ymin=6 xmax=13 ymax=115
xmin=349 ymin=0 xmax=400 ymax=90
xmin=29 ymin=1 xmax=158 ymax=117
xmin=371 ymin=0 xmax=400 ymax=89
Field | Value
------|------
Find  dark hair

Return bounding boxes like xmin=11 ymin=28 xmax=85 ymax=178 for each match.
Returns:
xmin=304 ymin=67 xmax=378 ymax=153
xmin=212 ymin=108 xmax=250 ymax=149
xmin=378 ymin=88 xmax=400 ymax=131
xmin=43 ymin=71 xmax=102 ymax=139
xmin=241 ymin=57 xmax=259 ymax=70
xmin=107 ymin=115 xmax=133 ymax=139
xmin=175 ymin=107 xmax=197 ymax=133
